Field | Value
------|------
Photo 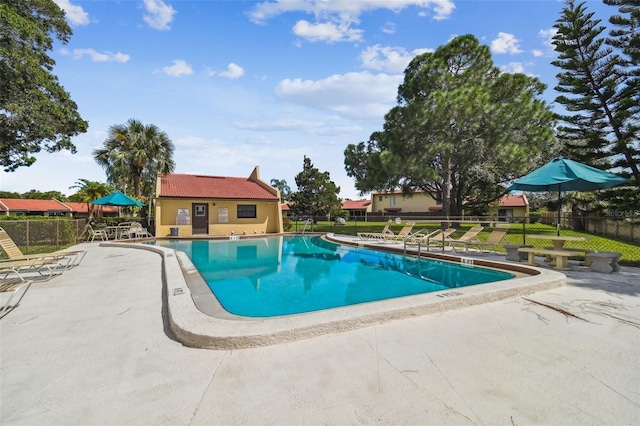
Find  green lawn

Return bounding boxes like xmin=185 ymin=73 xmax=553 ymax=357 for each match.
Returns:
xmin=293 ymin=220 xmax=640 ymax=267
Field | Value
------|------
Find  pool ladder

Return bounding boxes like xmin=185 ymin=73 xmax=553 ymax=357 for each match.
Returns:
xmin=301 ymin=218 xmax=313 ymax=234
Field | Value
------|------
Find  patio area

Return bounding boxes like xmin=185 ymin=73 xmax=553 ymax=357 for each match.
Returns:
xmin=1 ymin=241 xmax=638 ymax=425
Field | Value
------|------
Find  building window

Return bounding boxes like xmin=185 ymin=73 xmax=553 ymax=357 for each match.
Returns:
xmin=390 ymin=196 xmax=396 ymax=206
xmin=237 ymin=204 xmax=257 ymax=218
xmin=378 ymin=196 xmax=383 ymax=202
xmin=195 ymin=205 xmax=206 ymax=216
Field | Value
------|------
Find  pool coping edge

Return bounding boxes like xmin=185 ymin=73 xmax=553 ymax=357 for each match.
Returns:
xmin=102 ymin=239 xmax=566 ymax=350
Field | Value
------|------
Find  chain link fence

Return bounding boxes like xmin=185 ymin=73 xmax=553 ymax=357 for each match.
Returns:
xmin=292 ymin=213 xmax=640 ymax=266
xmin=0 ymin=219 xmax=87 ymax=257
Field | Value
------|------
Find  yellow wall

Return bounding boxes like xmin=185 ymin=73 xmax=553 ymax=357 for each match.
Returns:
xmin=370 ymin=192 xmax=440 ymax=213
xmin=487 ymin=205 xmax=529 ymax=220
xmin=155 ymin=199 xmax=283 ymax=237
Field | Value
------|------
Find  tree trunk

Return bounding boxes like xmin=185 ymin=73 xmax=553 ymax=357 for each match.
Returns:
xmin=442 ymin=155 xmax=452 ymax=218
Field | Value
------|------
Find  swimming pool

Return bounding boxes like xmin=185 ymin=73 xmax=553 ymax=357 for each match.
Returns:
xmin=156 ymin=236 xmax=515 ymax=317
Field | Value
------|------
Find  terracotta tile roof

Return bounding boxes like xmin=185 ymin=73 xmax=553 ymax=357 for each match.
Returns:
xmin=65 ymin=202 xmax=118 ymax=214
xmin=159 ymin=174 xmax=278 ymax=200
xmin=341 ymin=200 xmax=371 ymax=209
xmin=499 ymin=194 xmax=528 ymax=207
xmin=0 ymin=198 xmax=71 ymax=213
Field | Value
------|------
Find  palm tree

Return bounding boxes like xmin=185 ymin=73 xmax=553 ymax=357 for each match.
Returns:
xmin=270 ymin=178 xmax=291 ymax=201
xmin=93 ymin=119 xmax=175 ymax=198
xmin=69 ymin=179 xmax=114 ymax=219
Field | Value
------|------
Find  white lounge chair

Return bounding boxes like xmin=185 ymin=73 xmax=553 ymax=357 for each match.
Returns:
xmin=0 ymin=227 xmax=85 ymax=268
xmin=357 ymin=220 xmax=393 ymax=240
xmin=382 ymin=222 xmax=416 ymax=242
xmin=459 ymin=225 xmax=511 ymax=254
xmin=404 ymin=228 xmax=457 ymax=250
xmin=1 ymin=279 xmax=33 ymax=318
xmin=445 ymin=226 xmax=484 ymax=252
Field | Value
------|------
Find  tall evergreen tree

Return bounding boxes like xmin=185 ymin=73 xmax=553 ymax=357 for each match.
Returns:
xmin=605 ymin=0 xmax=640 ymax=65
xmin=290 ymin=156 xmax=341 ymax=227
xmin=552 ymin=0 xmax=639 ymax=190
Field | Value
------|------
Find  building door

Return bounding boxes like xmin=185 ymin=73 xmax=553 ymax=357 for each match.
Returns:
xmin=192 ymin=203 xmax=208 ymax=234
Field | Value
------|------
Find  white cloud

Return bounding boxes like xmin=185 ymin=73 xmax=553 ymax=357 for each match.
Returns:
xmin=381 ymin=22 xmax=396 ymax=35
xmin=501 ymin=62 xmax=525 ymax=74
xmin=143 ymin=0 xmax=176 ymax=31
xmin=219 ymin=63 xmax=245 ymax=79
xmin=535 ymin=28 xmax=558 ymax=56
xmin=293 ymin=20 xmax=363 ymax=43
xmin=53 ymin=0 xmax=89 ymax=26
xmin=205 ymin=63 xmax=246 ymax=79
xmin=491 ymin=32 xmax=522 ymax=54
xmin=248 ymin=1 xmax=455 ymax=43
xmin=532 ymin=49 xmax=544 ymax=57
xmin=172 ymin=135 xmax=309 ymax=176
xmin=275 ymin=71 xmax=402 ymax=121
xmin=249 ymin=0 xmax=455 ymax=23
xmin=538 ymin=28 xmax=557 ymax=47
xmin=60 ymin=48 xmax=130 ymax=63
xmin=233 ymin=119 xmax=323 ymax=132
xmin=159 ymin=60 xmax=193 ymax=76
xmin=359 ymin=45 xmax=433 ymax=73
xmin=232 ymin=119 xmax=361 ymax=136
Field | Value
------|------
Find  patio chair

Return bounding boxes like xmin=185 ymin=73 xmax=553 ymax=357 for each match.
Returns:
xmin=0 ymin=227 xmax=85 ymax=268
xmin=357 ymin=220 xmax=393 ymax=240
xmin=119 ymin=222 xmax=154 ymax=239
xmin=85 ymin=224 xmax=107 ymax=242
xmin=382 ymin=222 xmax=416 ymax=242
xmin=459 ymin=225 xmax=511 ymax=254
xmin=1 ymin=279 xmax=33 ymax=318
xmin=130 ymin=223 xmax=154 ymax=239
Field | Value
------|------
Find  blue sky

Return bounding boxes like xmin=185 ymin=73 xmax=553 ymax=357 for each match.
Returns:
xmin=1 ymin=0 xmax=613 ymax=199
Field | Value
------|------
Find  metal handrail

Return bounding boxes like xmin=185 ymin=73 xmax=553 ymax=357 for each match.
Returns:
xmin=301 ymin=218 xmax=313 ymax=234
xmin=403 ymin=228 xmax=442 ymax=256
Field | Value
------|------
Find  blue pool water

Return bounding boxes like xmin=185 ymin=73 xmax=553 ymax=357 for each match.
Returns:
xmin=156 ymin=236 xmax=515 ymax=317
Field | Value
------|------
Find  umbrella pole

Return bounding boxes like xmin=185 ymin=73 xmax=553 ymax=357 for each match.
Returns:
xmin=557 ymin=187 xmax=561 ymax=236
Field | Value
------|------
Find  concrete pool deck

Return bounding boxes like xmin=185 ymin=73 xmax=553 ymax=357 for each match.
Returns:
xmin=1 ymin=238 xmax=639 ymax=424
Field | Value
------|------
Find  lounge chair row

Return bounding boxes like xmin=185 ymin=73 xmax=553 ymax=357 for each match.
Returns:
xmin=358 ymin=222 xmax=510 ymax=253
xmin=0 ymin=226 xmax=87 ymax=318
xmin=0 ymin=227 xmax=85 ymax=282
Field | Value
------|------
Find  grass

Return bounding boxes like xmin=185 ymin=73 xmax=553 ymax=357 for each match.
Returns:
xmin=292 ymin=220 xmax=640 ymax=267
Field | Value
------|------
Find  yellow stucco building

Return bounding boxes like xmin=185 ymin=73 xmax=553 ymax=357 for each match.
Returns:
xmin=154 ymin=166 xmax=283 ymax=237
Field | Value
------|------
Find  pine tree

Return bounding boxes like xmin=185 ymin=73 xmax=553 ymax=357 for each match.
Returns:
xmin=552 ymin=0 xmax=639 ymax=190
xmin=605 ymin=0 xmax=640 ymax=65
xmin=290 ymin=157 xmax=341 ymax=228
xmin=344 ymin=35 xmax=556 ymax=216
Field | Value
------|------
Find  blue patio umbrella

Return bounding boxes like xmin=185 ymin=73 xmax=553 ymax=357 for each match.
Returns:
xmin=91 ymin=191 xmax=145 ymax=207
xmin=508 ymin=158 xmax=629 ymax=234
